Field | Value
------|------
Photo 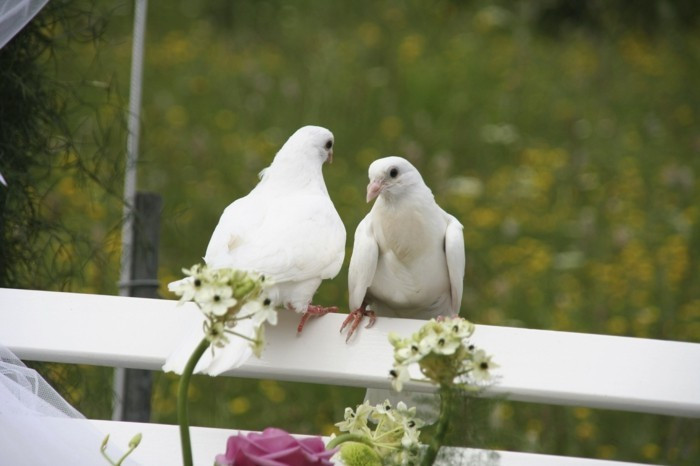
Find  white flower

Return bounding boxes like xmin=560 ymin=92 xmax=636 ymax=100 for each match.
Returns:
xmin=390 ymin=365 xmax=411 ymax=392
xmin=243 ymin=298 xmax=278 ymax=326
xmin=432 ymin=333 xmax=461 ymax=355
xmin=401 ymin=427 xmax=421 ymax=448
xmin=197 ymin=285 xmax=237 ymax=317
xmin=169 ymin=267 xmax=211 ymax=304
xmin=418 ymin=331 xmax=440 ymax=354
xmin=374 ymin=399 xmax=395 ymax=417
xmin=470 ymin=349 xmax=497 ymax=383
xmin=168 ymin=278 xmax=196 ymax=302
xmin=354 ymin=399 xmax=374 ymax=423
xmin=394 ymin=401 xmax=411 ymax=416
xmin=447 ymin=317 xmax=475 ymax=339
xmin=394 ymin=344 xmax=422 ymax=365
xmin=205 ymin=321 xmax=230 ymax=348
xmin=395 ymin=402 xmax=423 ymax=429
xmin=335 ymin=400 xmax=373 ymax=434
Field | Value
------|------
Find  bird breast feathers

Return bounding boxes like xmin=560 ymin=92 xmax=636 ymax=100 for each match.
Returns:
xmin=371 ymin=200 xmax=446 ymax=262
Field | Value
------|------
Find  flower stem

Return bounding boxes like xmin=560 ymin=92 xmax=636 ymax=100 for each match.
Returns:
xmin=178 ymin=337 xmax=210 ymax=466
xmin=325 ymin=433 xmax=375 ymax=450
xmin=420 ymin=386 xmax=453 ymax=466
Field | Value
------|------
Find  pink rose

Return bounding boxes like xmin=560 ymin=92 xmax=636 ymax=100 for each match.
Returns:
xmin=215 ymin=427 xmax=336 ymax=466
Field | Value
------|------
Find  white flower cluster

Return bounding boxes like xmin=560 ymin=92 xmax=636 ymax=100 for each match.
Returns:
xmin=335 ymin=400 xmax=424 ymax=465
xmin=169 ymin=264 xmax=276 ymax=357
xmin=388 ymin=316 xmax=497 ymax=391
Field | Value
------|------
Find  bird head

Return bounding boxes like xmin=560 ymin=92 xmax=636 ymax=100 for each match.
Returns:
xmin=366 ymin=156 xmax=425 ymax=202
xmin=279 ymin=125 xmax=334 ymax=165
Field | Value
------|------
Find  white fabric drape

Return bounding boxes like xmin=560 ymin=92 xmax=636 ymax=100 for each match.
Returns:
xmin=0 ymin=343 xmax=139 ymax=465
xmin=0 ymin=0 xmax=50 ymax=50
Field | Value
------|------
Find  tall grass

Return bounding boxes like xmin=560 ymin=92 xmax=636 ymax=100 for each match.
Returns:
xmin=36 ymin=1 xmax=699 ymax=463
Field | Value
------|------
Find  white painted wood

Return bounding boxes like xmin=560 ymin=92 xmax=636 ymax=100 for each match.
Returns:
xmin=1 ymin=287 xmax=699 ymax=418
xmin=88 ymin=419 xmax=650 ymax=466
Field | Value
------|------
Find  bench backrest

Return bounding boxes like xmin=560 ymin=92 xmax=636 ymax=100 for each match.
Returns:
xmin=2 ymin=287 xmax=699 ymax=418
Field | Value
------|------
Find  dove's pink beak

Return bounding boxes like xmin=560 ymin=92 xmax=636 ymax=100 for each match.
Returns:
xmin=366 ymin=179 xmax=383 ymax=202
xmin=327 ymin=149 xmax=333 ymax=164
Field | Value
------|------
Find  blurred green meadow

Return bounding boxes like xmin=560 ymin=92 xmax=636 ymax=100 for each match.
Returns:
xmin=22 ymin=0 xmax=700 ymax=464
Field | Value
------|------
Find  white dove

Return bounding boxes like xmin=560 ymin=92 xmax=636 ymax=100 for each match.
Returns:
xmin=342 ymin=156 xmax=465 ymax=341
xmin=164 ymin=125 xmax=346 ymax=375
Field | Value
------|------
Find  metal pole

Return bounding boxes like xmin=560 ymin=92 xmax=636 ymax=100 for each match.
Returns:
xmin=114 ymin=0 xmax=148 ymax=421
xmin=120 ymin=192 xmax=162 ymax=422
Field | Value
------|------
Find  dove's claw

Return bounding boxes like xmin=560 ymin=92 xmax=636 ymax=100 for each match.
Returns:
xmin=365 ymin=311 xmax=377 ymax=329
xmin=341 ymin=307 xmax=376 ymax=342
xmin=340 ymin=313 xmax=354 ymax=333
xmin=297 ymin=304 xmax=338 ymax=333
xmin=297 ymin=312 xmax=313 ymax=334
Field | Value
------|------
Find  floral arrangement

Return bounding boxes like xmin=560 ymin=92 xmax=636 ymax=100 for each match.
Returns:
xmin=169 ymin=264 xmax=276 ymax=357
xmin=388 ymin=317 xmax=496 ymax=392
xmin=105 ymin=265 xmax=496 ymax=466
xmin=329 ymin=316 xmax=497 ymax=465
xmin=168 ymin=264 xmax=276 ymax=466
xmin=330 ymin=400 xmax=424 ymax=465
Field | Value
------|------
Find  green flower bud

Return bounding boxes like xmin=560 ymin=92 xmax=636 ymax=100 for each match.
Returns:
xmin=128 ymin=432 xmax=143 ymax=448
xmin=387 ymin=332 xmax=402 ymax=346
xmin=233 ymin=278 xmax=257 ymax=299
xmin=339 ymin=442 xmax=382 ymax=466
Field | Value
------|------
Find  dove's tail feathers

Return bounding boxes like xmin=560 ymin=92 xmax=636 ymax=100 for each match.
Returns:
xmin=162 ymin=311 xmax=205 ymax=375
xmin=445 ymin=216 xmax=466 ymax=314
xmin=200 ymin=337 xmax=254 ymax=376
xmin=162 ymin=350 xmax=188 ymax=375
xmin=162 ymin=314 xmax=256 ymax=376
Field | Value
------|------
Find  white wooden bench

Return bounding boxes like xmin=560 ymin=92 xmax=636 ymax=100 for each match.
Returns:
xmin=2 ymin=287 xmax=699 ymax=465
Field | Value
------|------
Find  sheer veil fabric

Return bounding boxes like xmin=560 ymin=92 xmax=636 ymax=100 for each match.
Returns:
xmin=0 ymin=0 xmax=50 ymax=50
xmin=0 ymin=344 xmax=139 ymax=465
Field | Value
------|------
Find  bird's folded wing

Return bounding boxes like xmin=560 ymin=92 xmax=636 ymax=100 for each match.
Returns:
xmin=348 ymin=216 xmax=379 ymax=310
xmin=205 ymin=192 xmax=345 ymax=283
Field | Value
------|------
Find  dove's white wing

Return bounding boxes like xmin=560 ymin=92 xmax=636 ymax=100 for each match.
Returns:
xmin=205 ymin=190 xmax=345 ymax=283
xmin=204 ymin=190 xmax=265 ymax=267
xmin=444 ymin=214 xmax=465 ymax=314
xmin=348 ymin=216 xmax=378 ymax=311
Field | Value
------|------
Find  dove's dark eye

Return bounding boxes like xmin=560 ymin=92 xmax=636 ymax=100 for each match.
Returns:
xmin=325 ymin=140 xmax=333 ymax=150
xmin=389 ymin=167 xmax=398 ymax=178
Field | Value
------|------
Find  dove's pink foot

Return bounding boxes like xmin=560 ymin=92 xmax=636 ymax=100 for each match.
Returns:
xmin=340 ymin=304 xmax=376 ymax=342
xmin=297 ymin=304 xmax=339 ymax=333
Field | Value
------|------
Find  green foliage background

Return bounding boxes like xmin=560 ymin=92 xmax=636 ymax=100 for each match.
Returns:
xmin=3 ymin=0 xmax=699 ymax=464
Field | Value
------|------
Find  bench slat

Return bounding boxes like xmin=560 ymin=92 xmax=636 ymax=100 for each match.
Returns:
xmin=88 ymin=419 xmax=649 ymax=466
xmin=2 ymin=288 xmax=699 ymax=418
